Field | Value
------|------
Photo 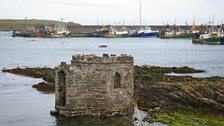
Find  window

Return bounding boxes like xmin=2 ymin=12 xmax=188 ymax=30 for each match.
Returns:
xmin=58 ymin=71 xmax=66 ymax=106
xmin=58 ymin=71 xmax=66 ymax=86
xmin=114 ymin=72 xmax=121 ymax=88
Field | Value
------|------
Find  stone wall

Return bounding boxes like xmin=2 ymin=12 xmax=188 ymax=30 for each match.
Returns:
xmin=68 ymin=25 xmax=192 ymax=34
xmin=55 ymin=54 xmax=134 ymax=117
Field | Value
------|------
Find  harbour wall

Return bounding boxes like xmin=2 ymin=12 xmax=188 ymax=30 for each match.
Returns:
xmin=0 ymin=25 xmax=192 ymax=33
xmin=69 ymin=25 xmax=192 ymax=34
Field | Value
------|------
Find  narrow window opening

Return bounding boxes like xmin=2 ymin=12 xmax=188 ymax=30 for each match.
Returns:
xmin=114 ymin=72 xmax=121 ymax=88
xmin=58 ymin=71 xmax=66 ymax=106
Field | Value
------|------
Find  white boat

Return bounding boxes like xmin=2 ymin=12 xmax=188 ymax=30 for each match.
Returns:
xmin=136 ymin=0 xmax=159 ymax=37
xmin=51 ymin=19 xmax=71 ymax=38
xmin=116 ymin=31 xmax=128 ymax=37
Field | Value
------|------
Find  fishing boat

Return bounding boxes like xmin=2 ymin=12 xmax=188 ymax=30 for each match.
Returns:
xmin=191 ymin=17 xmax=207 ymax=43
xmin=114 ymin=21 xmax=128 ymax=38
xmin=201 ymin=32 xmax=221 ymax=44
xmin=193 ymin=31 xmax=221 ymax=45
xmin=143 ymin=26 xmax=160 ymax=37
xmin=160 ymin=23 xmax=191 ymax=39
xmin=115 ymin=26 xmax=128 ymax=37
xmin=192 ymin=21 xmax=222 ymax=45
xmin=160 ymin=30 xmax=191 ymax=39
xmin=50 ymin=19 xmax=71 ymax=38
xmin=104 ymin=26 xmax=116 ymax=38
xmin=136 ymin=0 xmax=159 ymax=38
xmin=191 ymin=19 xmax=201 ymax=40
xmin=136 ymin=26 xmax=159 ymax=37
xmin=116 ymin=31 xmax=128 ymax=38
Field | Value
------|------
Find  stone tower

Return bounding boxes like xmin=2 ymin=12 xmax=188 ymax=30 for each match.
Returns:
xmin=54 ymin=54 xmax=134 ymax=117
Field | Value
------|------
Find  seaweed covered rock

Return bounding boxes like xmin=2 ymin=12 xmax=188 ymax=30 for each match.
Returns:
xmin=2 ymin=67 xmax=55 ymax=83
xmin=134 ymin=65 xmax=224 ymax=115
xmin=32 ymin=82 xmax=55 ymax=93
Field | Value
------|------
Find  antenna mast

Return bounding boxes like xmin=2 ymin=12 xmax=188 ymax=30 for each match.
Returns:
xmin=139 ymin=0 xmax=142 ymax=30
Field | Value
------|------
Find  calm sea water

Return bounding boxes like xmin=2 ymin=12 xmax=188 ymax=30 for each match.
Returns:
xmin=0 ymin=31 xmax=223 ymax=126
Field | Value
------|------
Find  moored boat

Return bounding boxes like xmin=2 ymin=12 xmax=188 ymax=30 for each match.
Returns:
xmin=104 ymin=27 xmax=116 ymax=38
xmin=115 ymin=25 xmax=128 ymax=38
xmin=160 ymin=23 xmax=191 ymax=39
xmin=50 ymin=19 xmax=71 ymax=38
xmin=116 ymin=31 xmax=128 ymax=38
xmin=193 ymin=32 xmax=221 ymax=45
xmin=135 ymin=0 xmax=159 ymax=38
xmin=136 ymin=26 xmax=159 ymax=37
xmin=143 ymin=26 xmax=160 ymax=37
xmin=160 ymin=30 xmax=191 ymax=39
xmin=192 ymin=22 xmax=222 ymax=45
xmin=136 ymin=30 xmax=144 ymax=37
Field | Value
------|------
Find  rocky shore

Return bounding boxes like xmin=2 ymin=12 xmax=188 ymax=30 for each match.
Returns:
xmin=2 ymin=65 xmax=224 ymax=125
xmin=134 ymin=66 xmax=224 ymax=114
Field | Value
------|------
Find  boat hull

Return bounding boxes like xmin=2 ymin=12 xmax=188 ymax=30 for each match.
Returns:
xmin=116 ymin=34 xmax=128 ymax=38
xmin=203 ymin=37 xmax=221 ymax=45
xmin=136 ymin=32 xmax=159 ymax=37
xmin=136 ymin=32 xmax=144 ymax=37
xmin=144 ymin=32 xmax=160 ymax=37
xmin=105 ymin=34 xmax=116 ymax=38
xmin=160 ymin=34 xmax=192 ymax=39
xmin=116 ymin=32 xmax=128 ymax=38
xmin=192 ymin=37 xmax=221 ymax=45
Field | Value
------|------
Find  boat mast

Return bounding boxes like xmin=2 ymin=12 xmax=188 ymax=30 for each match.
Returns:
xmin=24 ymin=17 xmax=27 ymax=32
xmin=139 ymin=0 xmax=142 ymax=30
xmin=192 ymin=16 xmax=196 ymax=31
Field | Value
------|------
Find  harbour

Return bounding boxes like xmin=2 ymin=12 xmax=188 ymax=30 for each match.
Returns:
xmin=1 ymin=31 xmax=224 ymax=125
xmin=1 ymin=0 xmax=224 ymax=125
xmin=3 ymin=19 xmax=223 ymax=46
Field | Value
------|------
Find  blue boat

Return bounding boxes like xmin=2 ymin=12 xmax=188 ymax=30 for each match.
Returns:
xmin=136 ymin=27 xmax=160 ymax=37
xmin=136 ymin=0 xmax=160 ymax=38
xmin=136 ymin=31 xmax=144 ymax=37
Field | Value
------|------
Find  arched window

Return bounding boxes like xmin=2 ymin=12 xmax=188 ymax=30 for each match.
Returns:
xmin=58 ymin=71 xmax=66 ymax=106
xmin=114 ymin=72 xmax=121 ymax=88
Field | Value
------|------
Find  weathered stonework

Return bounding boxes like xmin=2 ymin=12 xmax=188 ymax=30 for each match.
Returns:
xmin=54 ymin=54 xmax=134 ymax=117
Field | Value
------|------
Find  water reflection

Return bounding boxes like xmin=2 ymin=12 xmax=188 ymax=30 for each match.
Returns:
xmin=55 ymin=116 xmax=133 ymax=126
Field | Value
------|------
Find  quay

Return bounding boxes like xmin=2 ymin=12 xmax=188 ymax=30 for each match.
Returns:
xmin=11 ymin=25 xmax=192 ymax=38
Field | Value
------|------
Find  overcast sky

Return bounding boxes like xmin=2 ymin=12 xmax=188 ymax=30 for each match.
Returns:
xmin=0 ymin=0 xmax=223 ymax=25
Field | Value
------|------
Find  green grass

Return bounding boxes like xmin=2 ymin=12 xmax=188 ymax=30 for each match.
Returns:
xmin=0 ymin=19 xmax=80 ymax=30
xmin=148 ymin=111 xmax=224 ymax=126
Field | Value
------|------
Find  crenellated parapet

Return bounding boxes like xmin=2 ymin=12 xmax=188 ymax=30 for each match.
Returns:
xmin=71 ymin=54 xmax=133 ymax=64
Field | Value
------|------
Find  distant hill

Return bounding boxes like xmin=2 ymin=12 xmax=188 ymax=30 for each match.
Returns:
xmin=0 ymin=19 xmax=81 ymax=31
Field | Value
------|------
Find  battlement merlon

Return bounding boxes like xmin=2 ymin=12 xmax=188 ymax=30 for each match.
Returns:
xmin=71 ymin=54 xmax=134 ymax=64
